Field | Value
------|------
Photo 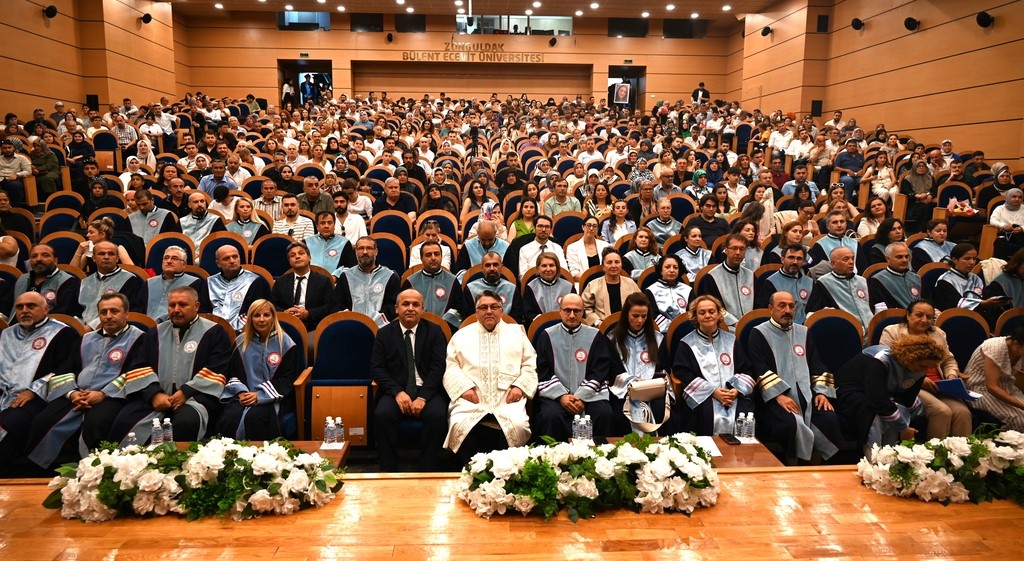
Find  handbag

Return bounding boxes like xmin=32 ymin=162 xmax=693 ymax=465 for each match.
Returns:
xmin=623 ymin=376 xmax=673 ymax=434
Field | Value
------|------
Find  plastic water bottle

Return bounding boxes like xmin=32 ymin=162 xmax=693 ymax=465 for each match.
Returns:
xmin=325 ymin=420 xmax=336 ymax=445
xmin=163 ymin=418 xmax=174 ymax=444
xmin=323 ymin=417 xmax=334 ymax=444
xmin=581 ymin=414 xmax=593 ymax=442
xmin=336 ymin=416 xmax=345 ymax=444
xmin=734 ymin=413 xmax=746 ymax=437
xmin=572 ymin=414 xmax=582 ymax=441
xmin=746 ymin=413 xmax=757 ymax=440
xmin=124 ymin=432 xmax=138 ymax=449
xmin=151 ymin=419 xmax=164 ymax=445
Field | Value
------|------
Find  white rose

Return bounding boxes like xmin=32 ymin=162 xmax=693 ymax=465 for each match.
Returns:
xmin=248 ymin=489 xmax=277 ymax=512
xmin=996 ymin=430 xmax=1024 ymax=447
xmin=251 ymin=452 xmax=281 ymax=476
xmin=136 ymin=469 xmax=164 ymax=493
xmin=133 ymin=491 xmax=156 ymax=514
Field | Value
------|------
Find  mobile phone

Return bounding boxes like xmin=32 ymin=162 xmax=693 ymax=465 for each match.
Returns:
xmin=718 ymin=433 xmax=741 ymax=445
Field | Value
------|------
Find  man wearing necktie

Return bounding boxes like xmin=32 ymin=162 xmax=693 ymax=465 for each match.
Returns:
xmin=369 ymin=289 xmax=449 ymax=472
xmin=270 ymin=242 xmax=335 ymax=332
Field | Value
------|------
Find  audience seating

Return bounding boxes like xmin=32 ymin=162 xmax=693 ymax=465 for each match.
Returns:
xmin=805 ymin=309 xmax=864 ymax=372
xmin=935 ymin=308 xmax=989 ymax=371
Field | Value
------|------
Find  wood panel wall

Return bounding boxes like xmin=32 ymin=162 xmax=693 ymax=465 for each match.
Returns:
xmin=0 ymin=0 xmax=84 ymax=115
xmin=351 ymin=62 xmax=593 ymax=101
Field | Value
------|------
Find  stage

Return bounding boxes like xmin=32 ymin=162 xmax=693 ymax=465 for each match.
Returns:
xmin=2 ymin=465 xmax=1023 ymax=560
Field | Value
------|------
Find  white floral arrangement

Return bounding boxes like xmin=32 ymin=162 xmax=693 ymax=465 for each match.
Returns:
xmin=856 ymin=430 xmax=1024 ymax=505
xmin=44 ymin=438 xmax=344 ymax=522
xmin=456 ymin=432 xmax=719 ymax=521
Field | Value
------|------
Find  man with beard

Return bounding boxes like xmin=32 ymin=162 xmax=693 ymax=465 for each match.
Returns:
xmin=128 ymin=188 xmax=181 ymax=244
xmin=147 ymin=246 xmax=211 ymax=322
xmin=207 ymin=245 xmax=271 ymax=331
xmin=402 ymin=240 xmax=462 ymax=326
xmin=333 ymin=236 xmax=401 ymax=326
xmin=306 ymin=211 xmax=356 ymax=272
xmin=332 ymin=190 xmax=367 ymax=245
xmin=272 ymin=193 xmax=316 ymax=242
xmin=180 ymin=191 xmax=226 ymax=247
xmin=78 ymin=241 xmax=147 ymax=327
xmin=759 ymin=244 xmax=814 ymax=324
xmin=748 ymin=292 xmax=843 ymax=464
xmin=697 ymin=234 xmax=754 ymax=328
xmin=464 ymin=251 xmax=523 ymax=323
xmin=12 ymin=244 xmax=83 ymax=317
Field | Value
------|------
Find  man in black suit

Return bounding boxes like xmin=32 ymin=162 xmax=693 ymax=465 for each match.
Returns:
xmin=369 ymin=288 xmax=449 ymax=472
xmin=270 ymin=242 xmax=335 ymax=332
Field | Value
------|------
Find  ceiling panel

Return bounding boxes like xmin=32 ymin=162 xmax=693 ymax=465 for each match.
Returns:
xmin=166 ymin=0 xmax=772 ymax=20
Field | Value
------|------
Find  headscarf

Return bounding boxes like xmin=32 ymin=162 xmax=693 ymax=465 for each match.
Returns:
xmin=992 ymin=162 xmax=1012 ymax=189
xmin=692 ymin=169 xmax=707 ymax=183
xmin=906 ymin=160 xmax=933 ymax=195
xmin=1004 ymin=188 xmax=1022 ymax=212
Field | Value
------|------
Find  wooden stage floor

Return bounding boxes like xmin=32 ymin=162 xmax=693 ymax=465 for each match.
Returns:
xmin=1 ymin=466 xmax=1023 ymax=561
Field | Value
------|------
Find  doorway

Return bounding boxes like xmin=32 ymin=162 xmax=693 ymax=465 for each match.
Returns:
xmin=607 ymin=65 xmax=647 ymax=115
xmin=278 ymin=59 xmax=333 ymax=109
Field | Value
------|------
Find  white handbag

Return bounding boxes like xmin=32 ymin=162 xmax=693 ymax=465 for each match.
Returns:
xmin=623 ymin=376 xmax=672 ymax=434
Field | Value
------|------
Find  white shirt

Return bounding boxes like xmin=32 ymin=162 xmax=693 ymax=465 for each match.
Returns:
xmin=518 ymin=238 xmax=567 ymax=278
xmin=409 ymin=242 xmax=452 ymax=270
xmin=334 ymin=212 xmax=368 ymax=244
xmin=292 ymin=272 xmax=309 ymax=307
xmin=402 ymin=324 xmax=423 ymax=387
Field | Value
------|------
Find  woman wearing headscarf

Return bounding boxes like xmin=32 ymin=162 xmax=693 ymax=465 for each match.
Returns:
xmin=990 ymin=187 xmax=1024 ymax=260
xmin=978 ymin=162 xmax=1015 ymax=212
xmin=899 ymin=159 xmax=936 ymax=232
xmin=29 ymin=138 xmax=60 ymax=199
xmin=135 ymin=138 xmax=157 ymax=170
xmin=628 ymin=157 xmax=654 ymax=193
xmin=684 ymin=169 xmax=713 ymax=200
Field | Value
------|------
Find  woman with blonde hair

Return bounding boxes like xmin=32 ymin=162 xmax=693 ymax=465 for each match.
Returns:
xmin=836 ymin=334 xmax=946 ymax=450
xmin=227 ymin=196 xmax=270 ymax=243
xmin=71 ymin=216 xmax=134 ymax=274
xmin=218 ymin=299 xmax=301 ymax=440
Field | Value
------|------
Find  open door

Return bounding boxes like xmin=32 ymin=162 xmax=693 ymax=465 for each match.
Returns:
xmin=278 ymin=59 xmax=333 ymax=110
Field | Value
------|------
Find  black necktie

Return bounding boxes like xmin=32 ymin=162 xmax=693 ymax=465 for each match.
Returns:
xmin=404 ymin=330 xmax=417 ymax=399
xmin=294 ymin=276 xmax=304 ymax=306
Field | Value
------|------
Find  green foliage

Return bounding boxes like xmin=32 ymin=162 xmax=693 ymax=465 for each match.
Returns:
xmin=506 ymin=458 xmax=560 ymax=520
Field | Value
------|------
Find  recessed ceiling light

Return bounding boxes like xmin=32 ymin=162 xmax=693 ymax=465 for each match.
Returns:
xmin=533 ymin=1 xmax=541 ymax=7
xmin=525 ymin=9 xmax=533 ymax=15
xmin=336 ymin=5 xmax=345 ymax=10
xmin=691 ymin=12 xmax=699 ymax=18
xmin=457 ymin=7 xmax=464 ymax=13
xmin=590 ymin=3 xmax=599 ymax=8
xmin=396 ymin=0 xmax=404 ymax=4
xmin=406 ymin=6 xmax=414 ymax=12
xmin=666 ymin=4 xmax=675 ymax=10
xmin=454 ymin=0 xmax=463 ymax=5
xmin=722 ymin=5 xmax=732 ymax=11
xmin=214 ymin=2 xmax=223 ymax=8
xmin=641 ymin=11 xmax=649 ymax=17
xmin=575 ymin=9 xmax=583 ymax=16
xmin=284 ymin=4 xmax=293 ymax=10
xmin=317 ymin=0 xmax=326 ymax=4
xmin=616 ymin=34 xmax=623 ymax=38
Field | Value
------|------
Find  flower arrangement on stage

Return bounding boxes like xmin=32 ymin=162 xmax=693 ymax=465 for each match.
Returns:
xmin=456 ymin=432 xmax=720 ymax=521
xmin=857 ymin=429 xmax=1024 ymax=505
xmin=44 ymin=438 xmax=344 ymax=522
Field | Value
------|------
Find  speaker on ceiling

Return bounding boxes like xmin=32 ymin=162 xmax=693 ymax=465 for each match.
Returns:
xmin=760 ymin=26 xmax=772 ymax=37
xmin=904 ymin=17 xmax=920 ymax=31
xmin=976 ymin=11 xmax=994 ymax=28
xmin=42 ymin=5 xmax=58 ymax=18
xmin=851 ymin=18 xmax=865 ymax=31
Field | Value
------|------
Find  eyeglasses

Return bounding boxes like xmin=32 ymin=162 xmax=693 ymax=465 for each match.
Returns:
xmin=476 ymin=304 xmax=502 ymax=312
xmin=287 ymin=228 xmax=294 ymax=237
xmin=162 ymin=256 xmax=184 ymax=262
xmin=561 ymin=308 xmax=583 ymax=315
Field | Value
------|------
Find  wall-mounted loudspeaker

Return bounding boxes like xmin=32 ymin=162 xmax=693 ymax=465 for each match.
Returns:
xmin=549 ymin=37 xmax=557 ymax=47
xmin=386 ymin=32 xmax=394 ymax=43
xmin=140 ymin=13 xmax=153 ymax=24
xmin=851 ymin=18 xmax=865 ymax=31
xmin=904 ymin=17 xmax=920 ymax=31
xmin=976 ymin=11 xmax=994 ymax=28
xmin=760 ymin=26 xmax=772 ymax=37
xmin=43 ymin=5 xmax=58 ymax=18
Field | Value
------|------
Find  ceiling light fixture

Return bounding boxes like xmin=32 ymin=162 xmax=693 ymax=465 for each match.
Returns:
xmin=666 ymin=4 xmax=675 ymax=10
xmin=690 ymin=12 xmax=699 ymax=18
xmin=284 ymin=4 xmax=293 ymax=10
xmin=575 ymin=10 xmax=583 ymax=16
xmin=525 ymin=9 xmax=533 ymax=15
xmin=722 ymin=4 xmax=731 ymax=11
xmin=317 ymin=0 xmax=326 ymax=4
xmin=336 ymin=5 xmax=345 ymax=10
xmin=454 ymin=0 xmax=463 ymax=5
xmin=641 ymin=11 xmax=649 ymax=17
xmin=590 ymin=3 xmax=599 ymax=9
xmin=406 ymin=6 xmax=414 ymax=12
xmin=396 ymin=0 xmax=405 ymax=5
xmin=457 ymin=8 xmax=464 ymax=13
xmin=533 ymin=1 xmax=541 ymax=7
xmin=214 ymin=3 xmax=224 ymax=8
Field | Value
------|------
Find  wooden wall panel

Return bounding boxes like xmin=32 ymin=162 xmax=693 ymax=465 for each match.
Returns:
xmin=0 ymin=0 xmax=83 ymax=113
xmin=351 ymin=62 xmax=592 ymax=101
